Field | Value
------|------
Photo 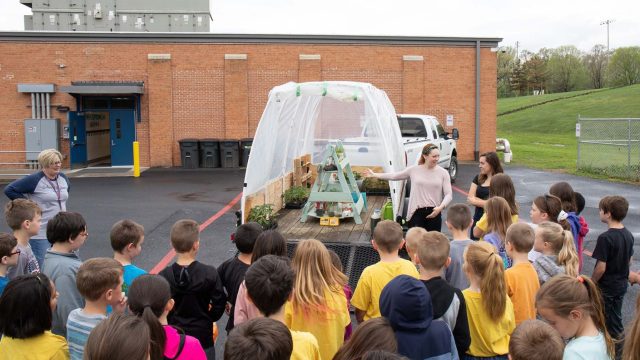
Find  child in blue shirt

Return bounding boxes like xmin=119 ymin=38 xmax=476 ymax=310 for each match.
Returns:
xmin=110 ymin=219 xmax=147 ymax=294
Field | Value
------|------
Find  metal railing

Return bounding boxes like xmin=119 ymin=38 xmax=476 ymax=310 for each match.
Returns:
xmin=576 ymin=116 xmax=640 ymax=180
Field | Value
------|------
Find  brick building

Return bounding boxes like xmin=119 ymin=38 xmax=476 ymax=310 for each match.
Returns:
xmin=0 ymin=32 xmax=501 ymax=168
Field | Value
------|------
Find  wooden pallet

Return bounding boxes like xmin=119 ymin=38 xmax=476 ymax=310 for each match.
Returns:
xmin=293 ymin=154 xmax=313 ymax=187
xmin=278 ymin=195 xmax=387 ymax=243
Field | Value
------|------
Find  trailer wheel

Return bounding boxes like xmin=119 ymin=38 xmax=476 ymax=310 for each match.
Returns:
xmin=448 ymin=156 xmax=458 ymax=183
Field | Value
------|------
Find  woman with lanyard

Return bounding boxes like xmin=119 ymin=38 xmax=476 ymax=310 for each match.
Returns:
xmin=4 ymin=149 xmax=70 ymax=268
xmin=466 ymin=152 xmax=503 ymax=239
xmin=364 ymin=143 xmax=452 ymax=231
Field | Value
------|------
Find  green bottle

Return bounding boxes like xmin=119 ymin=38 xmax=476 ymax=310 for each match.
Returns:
xmin=382 ymin=197 xmax=394 ymax=220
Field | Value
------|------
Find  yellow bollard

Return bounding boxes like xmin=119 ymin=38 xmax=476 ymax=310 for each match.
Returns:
xmin=133 ymin=141 xmax=140 ymax=177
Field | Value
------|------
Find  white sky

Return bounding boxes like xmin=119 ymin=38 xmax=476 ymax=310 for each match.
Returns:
xmin=1 ymin=0 xmax=638 ymax=52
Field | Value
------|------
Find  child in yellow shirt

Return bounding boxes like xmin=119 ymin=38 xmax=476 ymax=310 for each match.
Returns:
xmin=285 ymin=239 xmax=350 ymax=360
xmin=504 ymin=223 xmax=540 ymax=325
xmin=463 ymin=241 xmax=515 ymax=359
xmin=352 ymin=220 xmax=419 ymax=323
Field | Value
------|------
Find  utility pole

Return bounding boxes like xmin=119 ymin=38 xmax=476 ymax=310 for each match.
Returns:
xmin=600 ymin=19 xmax=614 ymax=51
xmin=515 ymin=41 xmax=519 ymax=58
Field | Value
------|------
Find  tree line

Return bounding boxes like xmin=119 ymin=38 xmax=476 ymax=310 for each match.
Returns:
xmin=498 ymin=45 xmax=640 ymax=98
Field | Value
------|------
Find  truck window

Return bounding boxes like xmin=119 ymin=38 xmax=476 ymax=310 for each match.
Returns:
xmin=398 ymin=117 xmax=428 ymax=137
xmin=436 ymin=123 xmax=446 ymax=138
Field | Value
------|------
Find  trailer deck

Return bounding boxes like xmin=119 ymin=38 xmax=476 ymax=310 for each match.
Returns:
xmin=277 ymin=195 xmax=388 ymax=243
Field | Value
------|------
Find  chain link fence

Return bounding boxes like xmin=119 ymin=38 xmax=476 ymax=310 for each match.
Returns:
xmin=577 ymin=116 xmax=640 ymax=181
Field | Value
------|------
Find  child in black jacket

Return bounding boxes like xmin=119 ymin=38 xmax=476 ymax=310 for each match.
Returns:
xmin=160 ymin=219 xmax=226 ymax=355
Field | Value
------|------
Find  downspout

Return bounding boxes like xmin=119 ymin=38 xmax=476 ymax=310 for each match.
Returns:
xmin=46 ymin=93 xmax=50 ymax=118
xmin=35 ymin=92 xmax=41 ymax=119
xmin=31 ymin=93 xmax=36 ymax=118
xmin=475 ymin=40 xmax=481 ymax=161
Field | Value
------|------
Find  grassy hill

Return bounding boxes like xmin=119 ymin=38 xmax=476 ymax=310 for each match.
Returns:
xmin=497 ymin=85 xmax=640 ymax=179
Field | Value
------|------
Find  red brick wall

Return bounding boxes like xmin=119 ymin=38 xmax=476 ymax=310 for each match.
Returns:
xmin=0 ymin=41 xmax=497 ymax=168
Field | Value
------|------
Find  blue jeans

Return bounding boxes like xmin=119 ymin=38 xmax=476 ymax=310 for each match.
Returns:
xmin=29 ymin=238 xmax=50 ymax=270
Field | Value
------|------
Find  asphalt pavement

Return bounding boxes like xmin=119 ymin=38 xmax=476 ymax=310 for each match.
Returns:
xmin=1 ymin=164 xmax=638 ymax=357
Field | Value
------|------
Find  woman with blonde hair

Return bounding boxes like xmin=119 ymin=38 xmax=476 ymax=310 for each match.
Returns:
xmin=4 ymin=149 xmax=69 ymax=268
xmin=462 ymin=241 xmax=515 ymax=359
xmin=285 ymin=239 xmax=350 ymax=360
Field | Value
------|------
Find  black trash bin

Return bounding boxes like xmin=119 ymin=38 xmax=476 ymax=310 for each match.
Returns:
xmin=220 ymin=140 xmax=240 ymax=168
xmin=199 ymin=139 xmax=220 ymax=168
xmin=240 ymin=138 xmax=253 ymax=167
xmin=178 ymin=139 xmax=199 ymax=169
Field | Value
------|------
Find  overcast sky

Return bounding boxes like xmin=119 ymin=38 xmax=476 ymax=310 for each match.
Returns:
xmin=1 ymin=0 xmax=638 ymax=52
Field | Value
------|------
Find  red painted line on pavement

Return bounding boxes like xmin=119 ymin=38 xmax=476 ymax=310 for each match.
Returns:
xmin=150 ymin=192 xmax=243 ymax=274
xmin=451 ymin=184 xmax=468 ymax=197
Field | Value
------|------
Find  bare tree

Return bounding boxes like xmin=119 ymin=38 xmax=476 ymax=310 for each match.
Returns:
xmin=583 ymin=44 xmax=609 ymax=89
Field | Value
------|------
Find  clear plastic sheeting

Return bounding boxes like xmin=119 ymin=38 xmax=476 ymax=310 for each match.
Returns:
xmin=242 ymin=81 xmax=406 ymax=221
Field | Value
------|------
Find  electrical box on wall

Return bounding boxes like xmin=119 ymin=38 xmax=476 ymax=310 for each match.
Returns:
xmin=25 ymin=119 xmax=60 ymax=160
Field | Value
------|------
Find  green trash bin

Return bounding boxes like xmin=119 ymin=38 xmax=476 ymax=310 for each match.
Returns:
xmin=178 ymin=139 xmax=199 ymax=169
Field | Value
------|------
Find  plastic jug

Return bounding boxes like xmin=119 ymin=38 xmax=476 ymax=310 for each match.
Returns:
xmin=382 ymin=197 xmax=394 ymax=220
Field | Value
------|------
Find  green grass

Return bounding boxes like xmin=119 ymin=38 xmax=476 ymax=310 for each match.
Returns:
xmin=497 ymin=84 xmax=640 ymax=182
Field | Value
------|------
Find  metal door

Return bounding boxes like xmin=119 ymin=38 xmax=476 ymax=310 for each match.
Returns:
xmin=109 ymin=110 xmax=135 ymax=166
xmin=68 ymin=112 xmax=87 ymax=166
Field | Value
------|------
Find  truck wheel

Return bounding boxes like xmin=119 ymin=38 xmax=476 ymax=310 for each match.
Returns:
xmin=448 ymin=156 xmax=458 ymax=183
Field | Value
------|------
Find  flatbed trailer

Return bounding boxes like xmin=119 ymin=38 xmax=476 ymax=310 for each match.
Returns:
xmin=278 ymin=195 xmax=387 ymax=243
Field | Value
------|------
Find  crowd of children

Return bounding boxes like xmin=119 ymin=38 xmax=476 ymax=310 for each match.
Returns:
xmin=0 ymin=173 xmax=637 ymax=360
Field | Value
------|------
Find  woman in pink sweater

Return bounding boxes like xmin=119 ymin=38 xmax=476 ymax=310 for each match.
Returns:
xmin=365 ymin=143 xmax=452 ymax=232
xmin=128 ymin=275 xmax=206 ymax=360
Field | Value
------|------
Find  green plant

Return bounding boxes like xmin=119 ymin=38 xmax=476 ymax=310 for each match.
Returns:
xmin=353 ymin=171 xmax=362 ymax=180
xmin=247 ymin=204 xmax=277 ymax=229
xmin=283 ymin=186 xmax=310 ymax=204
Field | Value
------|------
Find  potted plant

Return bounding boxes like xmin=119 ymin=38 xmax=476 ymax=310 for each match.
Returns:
xmin=283 ymin=186 xmax=310 ymax=209
xmin=247 ymin=204 xmax=278 ymax=230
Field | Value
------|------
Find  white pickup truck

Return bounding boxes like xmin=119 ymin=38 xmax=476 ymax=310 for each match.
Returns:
xmin=397 ymin=114 xmax=459 ymax=182
xmin=343 ymin=114 xmax=459 ymax=182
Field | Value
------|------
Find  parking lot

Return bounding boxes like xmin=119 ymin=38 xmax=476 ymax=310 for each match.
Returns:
xmin=1 ymin=163 xmax=638 ymax=356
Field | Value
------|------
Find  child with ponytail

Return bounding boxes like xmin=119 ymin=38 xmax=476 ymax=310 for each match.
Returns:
xmin=536 ymin=274 xmax=615 ymax=360
xmin=533 ymin=221 xmax=579 ymax=285
xmin=285 ymin=239 xmax=350 ymax=360
xmin=462 ymin=241 xmax=515 ymax=359
xmin=482 ymin=196 xmax=514 ymax=269
xmin=128 ymin=274 xmax=206 ymax=360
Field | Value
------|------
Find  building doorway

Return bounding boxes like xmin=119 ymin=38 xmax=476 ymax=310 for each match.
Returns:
xmin=69 ymin=96 xmax=136 ymax=167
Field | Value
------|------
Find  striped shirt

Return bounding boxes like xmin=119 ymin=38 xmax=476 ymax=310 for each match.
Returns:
xmin=66 ymin=309 xmax=106 ymax=360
